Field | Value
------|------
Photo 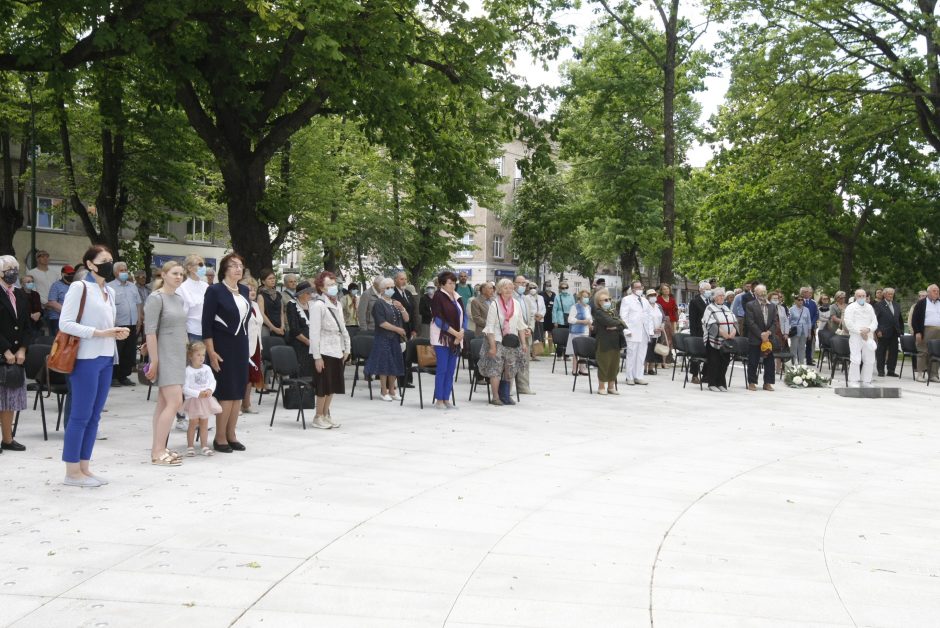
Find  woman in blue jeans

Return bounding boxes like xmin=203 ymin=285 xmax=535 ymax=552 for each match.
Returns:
xmin=430 ymin=271 xmax=465 ymax=410
xmin=60 ymin=246 xmax=129 ymax=487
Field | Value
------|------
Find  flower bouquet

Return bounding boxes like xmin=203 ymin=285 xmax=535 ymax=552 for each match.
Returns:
xmin=783 ymin=364 xmax=830 ymax=388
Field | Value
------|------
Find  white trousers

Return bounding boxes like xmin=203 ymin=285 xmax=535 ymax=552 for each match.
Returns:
xmin=848 ymin=334 xmax=875 ymax=386
xmin=625 ymin=340 xmax=647 ymax=381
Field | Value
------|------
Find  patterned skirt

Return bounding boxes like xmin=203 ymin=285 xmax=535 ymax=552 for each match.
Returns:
xmin=0 ymin=381 xmax=27 ymax=412
xmin=478 ymin=342 xmax=527 ymax=381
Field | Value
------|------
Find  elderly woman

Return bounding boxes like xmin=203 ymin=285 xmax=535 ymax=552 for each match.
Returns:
xmin=817 ymin=294 xmax=832 ymax=331
xmin=201 ymin=253 xmax=251 ymax=453
xmin=257 ymin=268 xmax=286 ymax=339
xmin=430 ymin=271 xmax=465 ymax=410
xmin=286 ymin=280 xmax=316 ymax=375
xmin=61 ymin=246 xmax=129 ymax=486
xmin=479 ymin=278 xmax=527 ymax=405
xmin=657 ymin=284 xmax=678 ymax=357
xmin=645 ymin=288 xmax=665 ymax=375
xmin=342 ymin=282 xmax=360 ymax=335
xmin=526 ymin=282 xmax=546 ymax=358
xmin=364 ymin=277 xmax=408 ymax=401
xmin=701 ymin=287 xmax=737 ymax=392
xmin=281 ymin=273 xmax=298 ymax=306
xmin=20 ymin=273 xmax=43 ymax=332
xmin=144 ymin=261 xmax=188 ymax=466
xmin=242 ymin=278 xmax=263 ymax=414
xmin=592 ymin=289 xmax=625 ymax=395
xmin=309 ymin=271 xmax=350 ymax=427
xmin=828 ymin=291 xmax=847 ymax=333
xmin=788 ymin=294 xmax=813 ymax=365
xmin=566 ymin=289 xmax=593 ymax=376
xmin=0 ymin=256 xmax=32 ymax=452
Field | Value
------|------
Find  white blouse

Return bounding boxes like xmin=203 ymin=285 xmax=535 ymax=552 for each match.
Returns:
xmin=59 ymin=279 xmax=118 ymax=361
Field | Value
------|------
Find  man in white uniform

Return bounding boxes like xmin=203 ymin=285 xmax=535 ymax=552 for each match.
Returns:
xmin=620 ymin=280 xmax=653 ymax=385
xmin=842 ymin=288 xmax=879 ymax=387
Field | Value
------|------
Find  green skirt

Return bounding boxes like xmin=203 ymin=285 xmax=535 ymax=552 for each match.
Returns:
xmin=596 ymin=347 xmax=620 ymax=381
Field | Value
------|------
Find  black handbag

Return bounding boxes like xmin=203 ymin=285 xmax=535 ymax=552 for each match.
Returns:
xmin=0 ymin=363 xmax=25 ymax=388
xmin=788 ymin=325 xmax=798 ymax=338
xmin=501 ymin=333 xmax=520 ymax=348
xmin=282 ymin=384 xmax=315 ymax=409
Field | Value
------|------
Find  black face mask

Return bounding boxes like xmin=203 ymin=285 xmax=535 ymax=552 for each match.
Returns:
xmin=94 ymin=261 xmax=114 ymax=282
xmin=2 ymin=270 xmax=18 ymax=285
xmin=63 ymin=274 xmax=75 ymax=283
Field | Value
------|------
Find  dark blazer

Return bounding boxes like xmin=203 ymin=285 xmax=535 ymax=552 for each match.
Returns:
xmin=0 ymin=286 xmax=34 ymax=355
xmin=911 ymin=297 xmax=932 ymax=335
xmin=285 ymin=300 xmax=310 ymax=346
xmin=688 ymin=296 xmax=708 ymax=337
xmin=745 ymin=299 xmax=779 ymax=345
xmin=391 ymin=287 xmax=417 ymax=336
xmin=875 ymin=299 xmax=903 ymax=337
xmin=201 ymin=282 xmax=251 ymax=340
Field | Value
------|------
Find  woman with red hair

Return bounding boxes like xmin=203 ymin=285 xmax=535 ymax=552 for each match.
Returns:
xmin=308 ymin=271 xmax=351 ymax=429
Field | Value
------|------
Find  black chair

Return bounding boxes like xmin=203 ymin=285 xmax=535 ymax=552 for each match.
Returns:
xmin=672 ymin=333 xmax=690 ymax=381
xmin=455 ymin=329 xmax=475 ymax=382
xmin=13 ymin=344 xmax=52 ymax=440
xmin=772 ymin=343 xmax=794 ymax=376
xmin=816 ymin=328 xmax=834 ymax=371
xmin=926 ymin=339 xmax=940 ymax=386
xmin=268 ymin=345 xmax=313 ymax=429
xmin=400 ymin=338 xmax=455 ymax=409
xmin=829 ymin=335 xmax=851 ymax=386
xmin=725 ymin=336 xmax=750 ymax=388
xmin=32 ymin=335 xmax=55 ymax=346
xmin=257 ymin=336 xmax=286 ymax=405
xmin=571 ymin=336 xmax=598 ymax=394
xmin=551 ymin=327 xmax=570 ymax=374
xmin=349 ymin=334 xmax=374 ymax=399
xmin=467 ymin=337 xmax=491 ymax=403
xmin=899 ymin=334 xmax=918 ymax=380
xmin=682 ymin=336 xmax=706 ymax=390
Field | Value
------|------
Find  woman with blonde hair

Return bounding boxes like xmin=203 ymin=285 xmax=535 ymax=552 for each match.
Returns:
xmin=479 ymin=278 xmax=527 ymax=405
xmin=592 ymin=289 xmax=625 ymax=395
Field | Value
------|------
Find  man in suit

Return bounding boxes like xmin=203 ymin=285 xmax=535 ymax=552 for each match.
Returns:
xmin=392 ymin=271 xmax=418 ymax=387
xmin=910 ymin=283 xmax=940 ymax=382
xmin=874 ymin=287 xmax=903 ymax=377
xmin=687 ymin=280 xmax=711 ymax=384
xmin=620 ymin=280 xmax=654 ymax=385
xmin=744 ymin=284 xmax=778 ymax=391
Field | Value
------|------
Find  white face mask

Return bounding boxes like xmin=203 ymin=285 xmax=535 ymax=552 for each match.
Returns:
xmin=634 ymin=289 xmax=643 ymax=296
xmin=528 ymin=289 xmax=537 ymax=296
xmin=648 ymin=296 xmax=657 ymax=304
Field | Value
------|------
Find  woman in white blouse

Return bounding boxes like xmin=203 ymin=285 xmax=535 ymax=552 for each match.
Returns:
xmin=309 ymin=271 xmax=350 ymax=428
xmin=60 ymin=246 xmax=129 ymax=487
xmin=242 ymin=278 xmax=263 ymax=414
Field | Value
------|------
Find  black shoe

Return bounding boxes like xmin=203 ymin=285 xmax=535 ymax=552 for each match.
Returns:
xmin=213 ymin=440 xmax=233 ymax=453
xmin=887 ymin=372 xmax=899 ymax=377
xmin=111 ymin=379 xmax=123 ymax=387
xmin=877 ymin=372 xmax=885 ymax=377
xmin=403 ymin=383 xmax=415 ymax=389
xmin=118 ymin=377 xmax=135 ymax=386
xmin=229 ymin=441 xmax=245 ymax=451
xmin=1 ymin=439 xmax=26 ymax=451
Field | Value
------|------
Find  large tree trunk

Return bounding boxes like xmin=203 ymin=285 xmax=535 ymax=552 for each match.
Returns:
xmin=0 ymin=130 xmax=24 ymax=255
xmin=838 ymin=240 xmax=855 ymax=295
xmin=658 ymin=6 xmax=678 ymax=286
xmin=220 ymin=158 xmax=273 ymax=278
xmin=323 ymin=208 xmax=340 ymax=273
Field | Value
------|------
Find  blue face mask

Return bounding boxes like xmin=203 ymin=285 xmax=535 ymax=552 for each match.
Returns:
xmin=196 ymin=266 xmax=207 ymax=278
xmin=581 ymin=297 xmax=590 ymax=304
xmin=25 ymin=282 xmax=35 ymax=291
xmin=118 ymin=271 xmax=129 ymax=282
xmin=857 ymin=298 xmax=865 ymax=306
xmin=384 ymin=288 xmax=395 ymax=298
xmin=351 ymin=289 xmax=359 ymax=297
xmin=326 ymin=285 xmax=338 ymax=297
xmin=515 ymin=285 xmax=525 ymax=295
xmin=602 ymin=301 xmax=612 ymax=310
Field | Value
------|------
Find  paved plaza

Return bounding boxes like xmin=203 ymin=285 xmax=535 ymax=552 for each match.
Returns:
xmin=1 ymin=356 xmax=938 ymax=627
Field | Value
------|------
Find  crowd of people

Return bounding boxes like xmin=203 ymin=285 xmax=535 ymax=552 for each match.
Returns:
xmin=1 ymin=246 xmax=936 ymax=487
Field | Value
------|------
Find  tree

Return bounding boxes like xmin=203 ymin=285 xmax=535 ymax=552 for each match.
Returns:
xmin=0 ymin=73 xmax=31 ymax=255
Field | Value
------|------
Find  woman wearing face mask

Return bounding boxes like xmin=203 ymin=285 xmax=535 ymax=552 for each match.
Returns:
xmin=645 ymin=288 xmax=666 ymax=375
xmin=525 ymin=283 xmax=546 ymax=359
xmin=21 ymin=274 xmax=43 ymax=332
xmin=788 ymin=294 xmax=813 ymax=365
xmin=701 ymin=287 xmax=737 ymax=392
xmin=178 ymin=254 xmax=209 ymax=343
xmin=0 ymin=256 xmax=32 ymax=453
xmin=430 ymin=271 xmax=464 ymax=410
xmin=552 ymin=281 xmax=575 ymax=329
xmin=479 ymin=278 xmax=527 ymax=405
xmin=257 ymin=268 xmax=286 ymax=339
xmin=566 ymin=289 xmax=594 ymax=376
xmin=364 ymin=277 xmax=408 ymax=401
xmin=60 ymin=246 xmax=130 ymax=486
xmin=657 ymin=284 xmax=678 ymax=359
xmin=828 ymin=291 xmax=846 ymax=333
xmin=309 ymin=271 xmax=350 ymax=427
xmin=342 ymin=282 xmax=360 ymax=336
xmin=592 ymin=289 xmax=625 ymax=395
xmin=286 ymin=280 xmax=316 ymax=376
xmin=143 ymin=261 xmax=188 ymax=466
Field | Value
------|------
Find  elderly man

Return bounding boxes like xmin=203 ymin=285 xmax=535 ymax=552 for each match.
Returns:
xmin=204 ymin=266 xmax=216 ymax=285
xmin=875 ymin=287 xmax=903 ymax=377
xmin=471 ymin=281 xmax=495 ymax=333
xmin=108 ymin=261 xmax=144 ymax=386
xmin=744 ymin=284 xmax=778 ymax=391
xmin=910 ymin=284 xmax=940 ymax=382
xmin=392 ymin=270 xmax=419 ymax=387
xmin=620 ymin=280 xmax=653 ymax=385
xmin=843 ymin=289 xmax=879 ymax=387
xmin=687 ymin=279 xmax=712 ymax=384
xmin=134 ymin=270 xmax=151 ymax=304
xmin=281 ymin=273 xmax=298 ymax=305
xmin=357 ymin=276 xmax=382 ymax=331
xmin=513 ymin=274 xmax=535 ymax=394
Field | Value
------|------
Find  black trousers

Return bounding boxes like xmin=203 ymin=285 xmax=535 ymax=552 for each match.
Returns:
xmin=747 ymin=343 xmax=775 ymax=384
xmin=705 ymin=345 xmax=729 ymax=388
xmin=690 ymin=334 xmax=703 ymax=377
xmin=876 ymin=332 xmax=899 ymax=375
xmin=113 ymin=325 xmax=138 ymax=380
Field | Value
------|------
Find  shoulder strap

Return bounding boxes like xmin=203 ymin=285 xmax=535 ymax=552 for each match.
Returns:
xmin=76 ymin=282 xmax=88 ymax=324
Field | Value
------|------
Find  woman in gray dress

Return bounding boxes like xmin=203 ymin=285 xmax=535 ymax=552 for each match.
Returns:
xmin=144 ymin=261 xmax=189 ymax=466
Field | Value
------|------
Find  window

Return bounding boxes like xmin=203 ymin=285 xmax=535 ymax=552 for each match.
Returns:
xmin=456 ymin=233 xmax=474 ymax=258
xmin=492 ymin=234 xmax=504 ymax=259
xmin=460 ymin=197 xmax=475 ymax=217
xmin=149 ymin=220 xmax=171 ymax=241
xmin=186 ymin=218 xmax=214 ymax=243
xmin=34 ymin=197 xmax=65 ymax=231
xmin=493 ymin=156 xmax=504 ymax=176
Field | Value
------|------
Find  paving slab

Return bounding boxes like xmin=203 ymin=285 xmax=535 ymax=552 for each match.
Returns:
xmin=1 ymin=359 xmax=938 ymax=627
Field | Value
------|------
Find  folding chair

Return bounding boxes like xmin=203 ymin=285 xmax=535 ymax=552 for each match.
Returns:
xmin=257 ymin=336 xmax=286 ymax=405
xmin=467 ymin=337 xmax=491 ymax=403
xmin=349 ymin=334 xmax=374 ymax=399
xmin=268 ymin=345 xmax=313 ymax=429
xmin=551 ymin=327 xmax=570 ymax=374
xmin=400 ymin=338 xmax=455 ymax=409
xmin=682 ymin=336 xmax=706 ymax=390
xmin=571 ymin=336 xmax=598 ymax=394
xmin=829 ymin=335 xmax=851 ymax=386
xmin=13 ymin=344 xmax=51 ymax=440
xmin=899 ymin=334 xmax=918 ymax=380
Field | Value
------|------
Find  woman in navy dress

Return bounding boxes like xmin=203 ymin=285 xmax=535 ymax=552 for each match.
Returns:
xmin=364 ymin=277 xmax=408 ymax=401
xmin=202 ymin=253 xmax=251 ymax=453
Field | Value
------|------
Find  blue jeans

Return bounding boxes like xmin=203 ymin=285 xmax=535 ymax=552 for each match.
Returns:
xmin=62 ymin=356 xmax=113 ymax=463
xmin=433 ymin=346 xmax=459 ymax=403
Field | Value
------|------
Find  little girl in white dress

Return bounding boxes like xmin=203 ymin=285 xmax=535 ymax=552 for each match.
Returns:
xmin=183 ymin=341 xmax=223 ymax=456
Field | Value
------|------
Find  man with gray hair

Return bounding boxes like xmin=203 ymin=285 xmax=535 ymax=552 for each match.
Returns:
xmin=687 ymin=279 xmax=712 ymax=384
xmin=281 ymin=273 xmax=298 ymax=306
xmin=744 ymin=284 xmax=778 ymax=391
xmin=842 ymin=288 xmax=878 ymax=387
xmin=874 ymin=287 xmax=903 ymax=377
xmin=107 ymin=261 xmax=143 ymax=386
xmin=358 ymin=276 xmax=383 ymax=331
xmin=910 ymin=284 xmax=940 ymax=382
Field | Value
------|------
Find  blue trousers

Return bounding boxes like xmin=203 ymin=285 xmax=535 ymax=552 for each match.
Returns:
xmin=62 ymin=356 xmax=113 ymax=463
xmin=433 ymin=346 xmax=459 ymax=403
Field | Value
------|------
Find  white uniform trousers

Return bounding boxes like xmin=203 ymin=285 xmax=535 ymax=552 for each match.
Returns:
xmin=848 ymin=333 xmax=875 ymax=386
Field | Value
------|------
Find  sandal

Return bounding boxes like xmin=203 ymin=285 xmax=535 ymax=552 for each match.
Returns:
xmin=167 ymin=449 xmax=182 ymax=460
xmin=185 ymin=447 xmax=196 ymax=457
xmin=152 ymin=450 xmax=182 ymax=466
xmin=201 ymin=447 xmax=214 ymax=456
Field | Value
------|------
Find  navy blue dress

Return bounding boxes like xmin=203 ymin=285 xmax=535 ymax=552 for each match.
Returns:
xmin=201 ymin=282 xmax=251 ymax=400
xmin=364 ymin=299 xmax=405 ymax=377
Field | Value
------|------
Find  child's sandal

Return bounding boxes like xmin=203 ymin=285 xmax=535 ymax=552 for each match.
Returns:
xmin=201 ymin=447 xmax=214 ymax=456
xmin=186 ymin=447 xmax=196 ymax=457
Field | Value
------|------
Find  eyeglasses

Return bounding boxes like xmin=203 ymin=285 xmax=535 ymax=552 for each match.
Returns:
xmin=600 ymin=299 xmax=611 ymax=303
xmin=228 ymin=263 xmax=244 ymax=269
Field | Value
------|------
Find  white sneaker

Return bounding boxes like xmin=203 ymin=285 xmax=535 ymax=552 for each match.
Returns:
xmin=381 ymin=394 xmax=393 ymax=402
xmin=63 ymin=475 xmax=102 ymax=488
xmin=312 ymin=415 xmax=332 ymax=429
xmin=634 ymin=379 xmax=648 ymax=386
xmin=175 ymin=418 xmax=188 ymax=430
xmin=391 ymin=392 xmax=402 ymax=401
xmin=325 ymin=415 xmax=341 ymax=428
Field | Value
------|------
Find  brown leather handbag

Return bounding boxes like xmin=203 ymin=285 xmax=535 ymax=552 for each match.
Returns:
xmin=416 ymin=344 xmax=437 ymax=368
xmin=48 ymin=283 xmax=87 ymax=374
